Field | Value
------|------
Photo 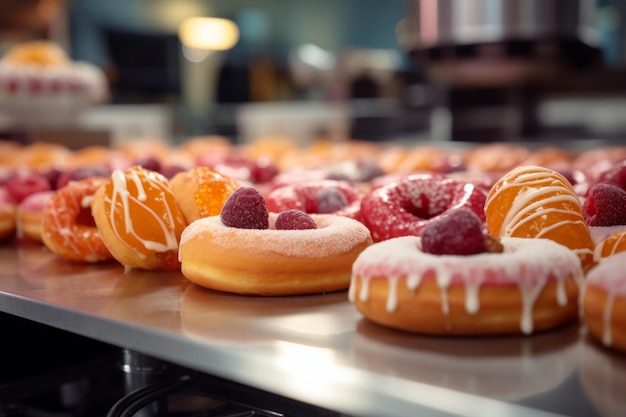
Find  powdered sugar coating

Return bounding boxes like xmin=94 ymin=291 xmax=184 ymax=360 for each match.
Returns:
xmin=181 ymin=213 xmax=371 ymax=258
xmin=360 ymin=173 xmax=487 ymax=241
xmin=586 ymin=251 xmax=626 ymax=296
xmin=350 ymin=236 xmax=583 ymax=334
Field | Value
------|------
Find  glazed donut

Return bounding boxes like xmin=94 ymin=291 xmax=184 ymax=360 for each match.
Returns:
xmin=1 ymin=41 xmax=68 ymax=67
xmin=465 ymin=143 xmax=531 ymax=173
xmin=91 ymin=166 xmax=187 ymax=270
xmin=265 ymin=179 xmax=365 ymax=220
xmin=593 ymin=230 xmax=626 ymax=264
xmin=0 ymin=187 xmax=16 ymax=240
xmin=41 ymin=178 xmax=113 ymax=262
xmin=350 ymin=236 xmax=583 ymax=335
xmin=169 ymin=166 xmax=240 ymax=224
xmin=485 ymin=165 xmax=595 ymax=271
xmin=179 ymin=213 xmax=373 ymax=296
xmin=583 ymin=252 xmax=626 ymax=352
xmin=360 ymin=173 xmax=487 ymax=242
xmin=16 ymin=190 xmax=54 ymax=241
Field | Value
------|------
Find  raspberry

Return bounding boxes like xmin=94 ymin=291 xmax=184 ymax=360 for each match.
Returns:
xmin=6 ymin=171 xmax=51 ymax=203
xmin=583 ymin=183 xmax=626 ymax=226
xmin=420 ymin=207 xmax=487 ymax=256
xmin=317 ymin=188 xmax=348 ymax=214
xmin=135 ymin=157 xmax=162 ymax=173
xmin=220 ymin=187 xmax=269 ymax=229
xmin=250 ymin=159 xmax=279 ymax=184
xmin=275 ymin=210 xmax=317 ymax=230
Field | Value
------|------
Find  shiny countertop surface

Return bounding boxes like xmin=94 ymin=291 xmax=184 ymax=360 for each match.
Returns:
xmin=1 ymin=243 xmax=624 ymax=417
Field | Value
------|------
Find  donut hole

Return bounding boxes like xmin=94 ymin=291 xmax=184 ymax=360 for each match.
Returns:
xmin=76 ymin=205 xmax=97 ymax=228
xmin=403 ymin=194 xmax=446 ymax=220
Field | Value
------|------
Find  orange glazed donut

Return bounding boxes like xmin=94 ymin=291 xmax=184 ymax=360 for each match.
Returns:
xmin=485 ymin=165 xmax=594 ymax=271
xmin=583 ymin=252 xmax=626 ymax=352
xmin=169 ymin=166 xmax=240 ymax=223
xmin=91 ymin=166 xmax=187 ymax=270
xmin=41 ymin=178 xmax=113 ymax=262
xmin=593 ymin=230 xmax=626 ymax=264
xmin=179 ymin=213 xmax=373 ymax=296
xmin=350 ymin=236 xmax=583 ymax=335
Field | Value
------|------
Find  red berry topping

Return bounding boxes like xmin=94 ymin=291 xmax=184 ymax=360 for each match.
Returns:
xmin=220 ymin=187 xmax=269 ymax=229
xmin=250 ymin=159 xmax=279 ymax=184
xmin=275 ymin=210 xmax=317 ymax=230
xmin=420 ymin=207 xmax=487 ymax=256
xmin=317 ymin=188 xmax=348 ymax=214
xmin=6 ymin=171 xmax=52 ymax=203
xmin=583 ymin=183 xmax=626 ymax=226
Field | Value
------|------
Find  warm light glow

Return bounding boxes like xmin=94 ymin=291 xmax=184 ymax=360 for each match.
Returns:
xmin=179 ymin=17 xmax=239 ymax=51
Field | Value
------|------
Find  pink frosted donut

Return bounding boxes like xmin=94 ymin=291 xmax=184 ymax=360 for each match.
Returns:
xmin=265 ymin=179 xmax=365 ymax=220
xmin=350 ymin=236 xmax=583 ymax=335
xmin=583 ymin=252 xmax=626 ymax=352
xmin=360 ymin=173 xmax=487 ymax=242
xmin=16 ymin=190 xmax=55 ymax=241
xmin=179 ymin=213 xmax=373 ymax=295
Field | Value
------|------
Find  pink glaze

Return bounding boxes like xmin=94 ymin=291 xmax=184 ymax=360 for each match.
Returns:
xmin=360 ymin=173 xmax=487 ymax=242
xmin=585 ymin=252 xmax=626 ymax=346
xmin=349 ymin=236 xmax=583 ymax=334
xmin=18 ymin=190 xmax=55 ymax=213
xmin=0 ymin=186 xmax=16 ymax=205
xmin=265 ymin=179 xmax=364 ymax=220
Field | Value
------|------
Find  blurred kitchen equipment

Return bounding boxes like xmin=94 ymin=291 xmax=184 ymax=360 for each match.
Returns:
xmin=406 ymin=0 xmax=623 ymax=141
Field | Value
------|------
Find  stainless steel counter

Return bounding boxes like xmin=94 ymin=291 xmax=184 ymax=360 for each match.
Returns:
xmin=1 ymin=243 xmax=624 ymax=417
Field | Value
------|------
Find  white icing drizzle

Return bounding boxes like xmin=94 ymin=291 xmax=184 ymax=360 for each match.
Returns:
xmin=350 ymin=236 xmax=583 ymax=335
xmin=593 ymin=231 xmax=626 ymax=263
xmin=106 ymin=169 xmax=179 ymax=255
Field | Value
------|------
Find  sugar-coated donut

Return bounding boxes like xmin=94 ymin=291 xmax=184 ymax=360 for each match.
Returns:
xmin=583 ymin=252 xmax=626 ymax=352
xmin=360 ymin=173 xmax=487 ymax=242
xmin=16 ymin=190 xmax=54 ymax=241
xmin=179 ymin=213 xmax=373 ymax=296
xmin=485 ymin=165 xmax=594 ymax=271
xmin=265 ymin=179 xmax=364 ymax=220
xmin=41 ymin=178 xmax=113 ymax=262
xmin=169 ymin=166 xmax=240 ymax=224
xmin=350 ymin=236 xmax=583 ymax=335
xmin=91 ymin=166 xmax=187 ymax=270
xmin=0 ymin=187 xmax=16 ymax=240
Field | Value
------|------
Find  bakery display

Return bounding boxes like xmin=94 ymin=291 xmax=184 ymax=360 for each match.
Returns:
xmin=0 ymin=40 xmax=109 ymax=127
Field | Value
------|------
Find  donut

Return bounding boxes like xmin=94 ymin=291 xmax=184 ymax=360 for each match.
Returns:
xmin=360 ymin=173 xmax=487 ymax=242
xmin=485 ymin=165 xmax=595 ymax=271
xmin=465 ymin=143 xmax=531 ymax=173
xmin=593 ymin=230 xmax=626 ymax=264
xmin=41 ymin=178 xmax=113 ymax=262
xmin=169 ymin=166 xmax=240 ymax=224
xmin=1 ymin=41 xmax=69 ymax=67
xmin=179 ymin=213 xmax=373 ymax=296
xmin=349 ymin=236 xmax=583 ymax=335
xmin=583 ymin=252 xmax=626 ymax=352
xmin=0 ymin=186 xmax=16 ymax=240
xmin=91 ymin=166 xmax=187 ymax=270
xmin=16 ymin=190 xmax=54 ymax=241
xmin=265 ymin=179 xmax=365 ymax=220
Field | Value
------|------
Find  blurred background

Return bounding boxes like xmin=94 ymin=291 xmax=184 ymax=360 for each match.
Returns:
xmin=1 ymin=0 xmax=626 ymax=146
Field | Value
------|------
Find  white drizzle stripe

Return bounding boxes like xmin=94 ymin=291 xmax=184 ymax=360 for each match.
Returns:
xmin=350 ymin=236 xmax=583 ymax=334
xmin=106 ymin=169 xmax=179 ymax=254
xmin=594 ymin=232 xmax=626 ymax=263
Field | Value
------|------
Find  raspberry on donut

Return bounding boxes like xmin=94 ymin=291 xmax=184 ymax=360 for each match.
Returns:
xmin=265 ymin=179 xmax=365 ymax=220
xmin=360 ymin=173 xmax=487 ymax=242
